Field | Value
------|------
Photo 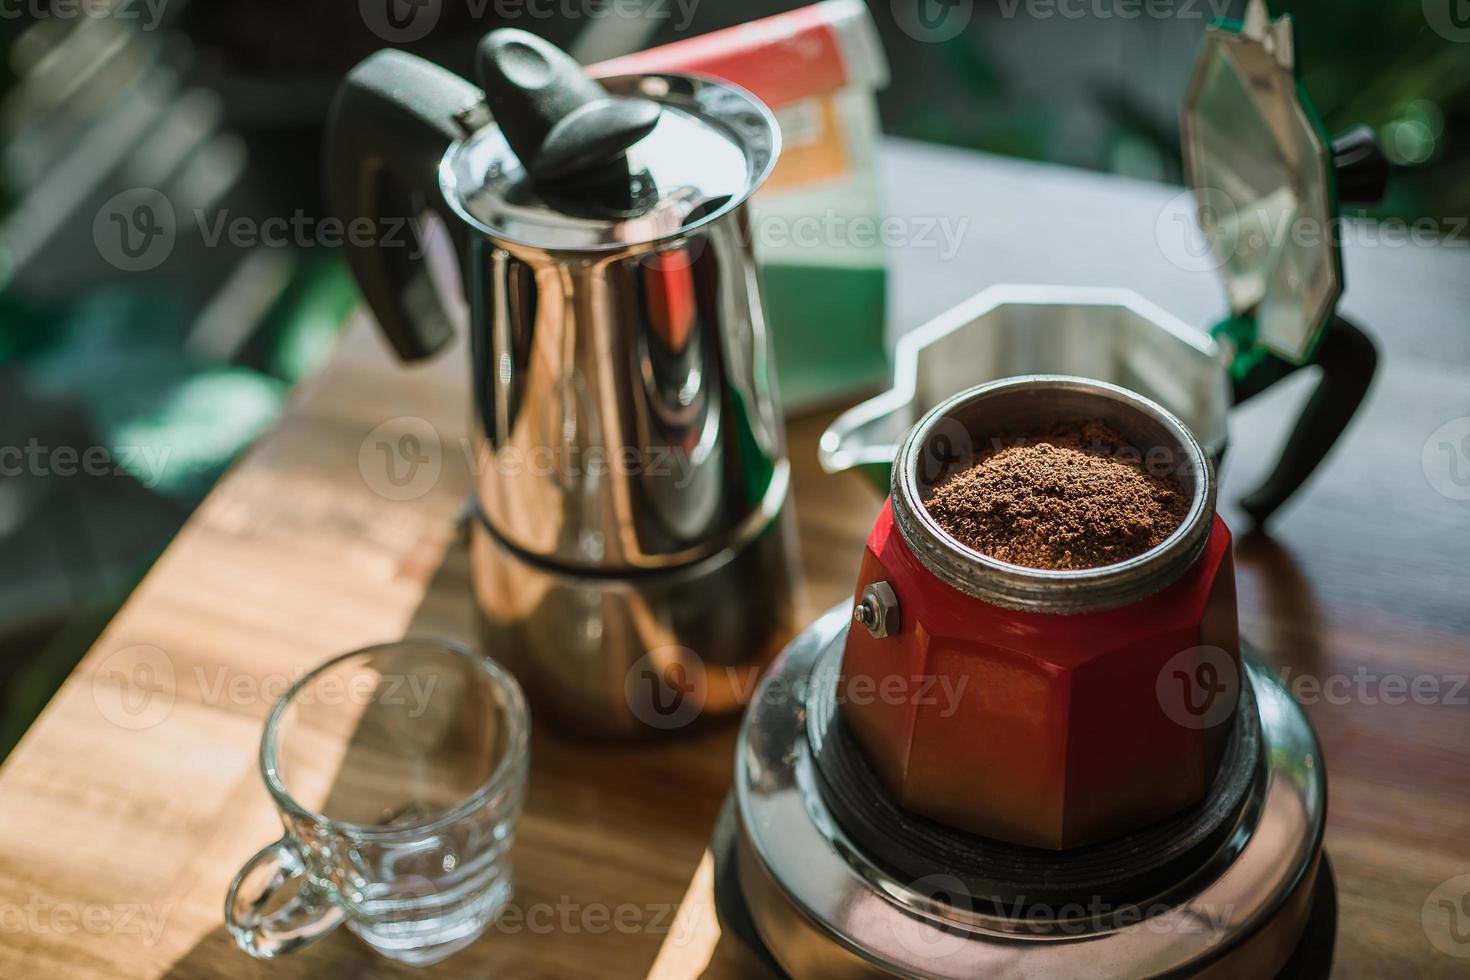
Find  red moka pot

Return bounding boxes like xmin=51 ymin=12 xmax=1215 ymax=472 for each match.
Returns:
xmin=840 ymin=377 xmax=1240 ymax=850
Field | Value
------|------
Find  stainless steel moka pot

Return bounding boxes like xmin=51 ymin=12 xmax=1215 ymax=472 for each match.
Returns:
xmin=325 ymin=31 xmax=797 ymax=737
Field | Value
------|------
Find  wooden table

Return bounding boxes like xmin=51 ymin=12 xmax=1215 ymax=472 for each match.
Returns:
xmin=1 ymin=143 xmax=1468 ymax=978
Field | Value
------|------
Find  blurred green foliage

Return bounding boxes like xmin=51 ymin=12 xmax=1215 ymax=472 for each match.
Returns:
xmin=1285 ymin=1 xmax=1467 ymax=221
xmin=895 ymin=0 xmax=1466 ymax=230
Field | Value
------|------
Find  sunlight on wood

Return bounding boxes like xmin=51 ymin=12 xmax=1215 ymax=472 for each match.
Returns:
xmin=646 ymin=850 xmax=722 ymax=980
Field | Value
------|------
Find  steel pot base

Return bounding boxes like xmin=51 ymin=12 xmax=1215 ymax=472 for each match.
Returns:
xmin=470 ymin=501 xmax=800 ymax=739
xmin=727 ymin=603 xmax=1330 ymax=978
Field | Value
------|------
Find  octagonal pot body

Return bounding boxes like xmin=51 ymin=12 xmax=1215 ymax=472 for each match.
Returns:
xmin=840 ymin=500 xmax=1240 ymax=851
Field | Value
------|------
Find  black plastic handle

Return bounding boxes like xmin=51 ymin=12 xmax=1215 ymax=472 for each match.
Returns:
xmin=324 ymin=50 xmax=482 ymax=361
xmin=1332 ymin=126 xmax=1391 ymax=207
xmin=1232 ymin=316 xmax=1378 ymax=525
xmin=475 ymin=29 xmax=660 ymax=186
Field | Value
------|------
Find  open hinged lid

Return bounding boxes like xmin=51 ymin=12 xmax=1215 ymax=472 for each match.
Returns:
xmin=1181 ymin=0 xmax=1342 ymax=366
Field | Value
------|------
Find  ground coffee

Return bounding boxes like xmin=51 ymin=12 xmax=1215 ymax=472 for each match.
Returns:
xmin=925 ymin=420 xmax=1189 ymax=571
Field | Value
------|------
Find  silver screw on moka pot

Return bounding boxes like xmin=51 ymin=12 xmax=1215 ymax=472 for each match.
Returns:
xmin=853 ymin=581 xmax=900 ymax=639
xmin=325 ymin=31 xmax=797 ymax=737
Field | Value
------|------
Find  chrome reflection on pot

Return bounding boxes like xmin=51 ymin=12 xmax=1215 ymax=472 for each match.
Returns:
xmin=454 ymin=74 xmax=799 ymax=737
xmin=449 ymin=74 xmax=789 ymax=573
xmin=327 ymin=35 xmax=801 ymax=737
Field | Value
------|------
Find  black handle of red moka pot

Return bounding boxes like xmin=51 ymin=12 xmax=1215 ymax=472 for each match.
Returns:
xmin=1231 ymin=315 xmax=1377 ymax=525
xmin=324 ymin=50 xmax=482 ymax=361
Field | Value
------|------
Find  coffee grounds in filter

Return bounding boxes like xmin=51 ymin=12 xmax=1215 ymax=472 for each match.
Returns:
xmin=924 ymin=420 xmax=1190 ymax=571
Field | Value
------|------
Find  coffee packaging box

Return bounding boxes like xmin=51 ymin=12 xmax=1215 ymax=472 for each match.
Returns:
xmin=596 ymin=0 xmax=891 ymax=413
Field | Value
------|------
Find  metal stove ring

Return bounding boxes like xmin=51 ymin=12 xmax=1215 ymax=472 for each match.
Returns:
xmin=732 ymin=603 xmax=1328 ymax=978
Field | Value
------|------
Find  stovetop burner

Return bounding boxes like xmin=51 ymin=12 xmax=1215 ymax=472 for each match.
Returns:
xmin=718 ymin=604 xmax=1334 ymax=978
xmin=807 ymin=647 xmax=1262 ymax=915
xmin=710 ymin=794 xmax=1337 ymax=980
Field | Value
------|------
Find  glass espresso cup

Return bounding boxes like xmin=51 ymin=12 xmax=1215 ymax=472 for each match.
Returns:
xmin=226 ymin=638 xmax=529 ymax=965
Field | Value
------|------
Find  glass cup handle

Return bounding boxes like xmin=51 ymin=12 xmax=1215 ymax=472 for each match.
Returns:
xmin=225 ymin=837 xmax=345 ymax=958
